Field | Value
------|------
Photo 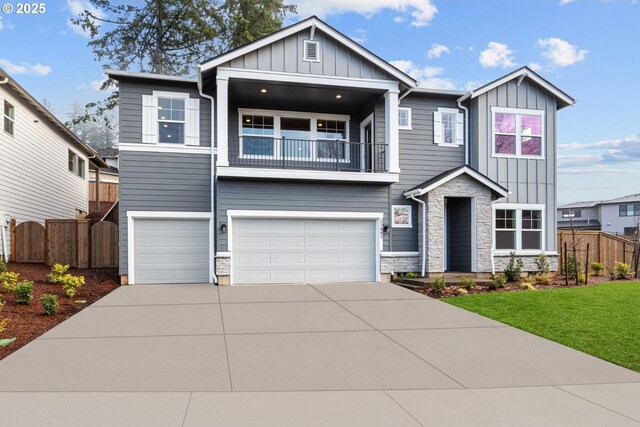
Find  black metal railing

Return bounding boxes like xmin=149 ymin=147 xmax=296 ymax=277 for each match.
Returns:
xmin=229 ymin=136 xmax=387 ymax=172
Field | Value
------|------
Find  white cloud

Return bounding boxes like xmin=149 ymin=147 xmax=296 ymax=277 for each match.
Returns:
xmin=393 ymin=16 xmax=405 ymax=23
xmin=559 ymin=0 xmax=578 ymax=5
xmin=77 ymin=75 xmax=107 ymax=91
xmin=479 ymin=42 xmax=516 ymax=68
xmin=427 ymin=43 xmax=449 ymax=59
xmin=0 ymin=59 xmax=52 ymax=76
xmin=558 ymin=134 xmax=640 ymax=173
xmin=464 ymin=80 xmax=482 ymax=91
xmin=350 ymin=28 xmax=367 ymax=44
xmin=390 ymin=60 xmax=455 ymax=90
xmin=291 ymin=0 xmax=438 ymax=27
xmin=67 ymin=0 xmax=104 ymax=37
xmin=537 ymin=37 xmax=588 ymax=67
xmin=528 ymin=62 xmax=542 ymax=72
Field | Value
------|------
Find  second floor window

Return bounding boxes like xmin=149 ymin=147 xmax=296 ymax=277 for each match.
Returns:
xmin=562 ymin=209 xmax=581 ymax=218
xmin=158 ymin=97 xmax=185 ymax=144
xmin=3 ymin=100 xmax=15 ymax=136
xmin=492 ymin=107 xmax=544 ymax=158
xmin=434 ymin=108 xmax=463 ymax=146
xmin=619 ymin=204 xmax=640 ymax=217
xmin=398 ymin=108 xmax=411 ymax=130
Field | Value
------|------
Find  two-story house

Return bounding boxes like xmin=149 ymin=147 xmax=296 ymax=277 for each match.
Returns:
xmin=108 ymin=16 xmax=575 ymax=285
xmin=558 ymin=193 xmax=640 ymax=236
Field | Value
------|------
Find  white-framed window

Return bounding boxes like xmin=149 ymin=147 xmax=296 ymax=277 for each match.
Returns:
xmin=303 ymin=40 xmax=320 ymax=62
xmin=493 ymin=203 xmax=545 ymax=253
xmin=561 ymin=209 xmax=581 ymax=218
xmin=398 ymin=107 xmax=412 ymax=130
xmin=68 ymin=149 xmax=85 ymax=178
xmin=492 ymin=107 xmax=544 ymax=158
xmin=434 ymin=107 xmax=463 ymax=146
xmin=3 ymin=100 xmax=15 ymax=136
xmin=142 ymin=91 xmax=199 ymax=146
xmin=238 ymin=108 xmax=350 ymax=162
xmin=619 ymin=204 xmax=640 ymax=217
xmin=392 ymin=205 xmax=412 ymax=228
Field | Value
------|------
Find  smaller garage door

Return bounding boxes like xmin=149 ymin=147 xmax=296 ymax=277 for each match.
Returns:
xmin=133 ymin=218 xmax=210 ymax=284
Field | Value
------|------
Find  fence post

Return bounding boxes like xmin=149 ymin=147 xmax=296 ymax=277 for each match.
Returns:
xmin=564 ymin=241 xmax=569 ymax=286
xmin=585 ymin=243 xmax=590 ymax=285
xmin=9 ymin=218 xmax=16 ymax=262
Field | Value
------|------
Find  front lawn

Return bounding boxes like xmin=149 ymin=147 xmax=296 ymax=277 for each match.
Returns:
xmin=444 ymin=282 xmax=640 ymax=372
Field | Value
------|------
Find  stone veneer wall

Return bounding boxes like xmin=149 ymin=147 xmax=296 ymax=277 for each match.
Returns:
xmin=380 ymin=254 xmax=421 ymax=274
xmin=494 ymin=254 xmax=559 ymax=273
xmin=420 ymin=174 xmax=494 ymax=273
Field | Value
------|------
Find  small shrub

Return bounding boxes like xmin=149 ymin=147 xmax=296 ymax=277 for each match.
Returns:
xmin=615 ymin=262 xmax=632 ymax=279
xmin=430 ymin=276 xmax=446 ymax=292
xmin=504 ymin=252 xmax=524 ymax=281
xmin=456 ymin=288 xmax=468 ymax=296
xmin=534 ymin=253 xmax=550 ymax=275
xmin=0 ymin=297 xmax=8 ymax=334
xmin=394 ymin=272 xmax=405 ymax=279
xmin=405 ymin=272 xmax=419 ymax=279
xmin=48 ymin=264 xmax=70 ymax=284
xmin=40 ymin=294 xmax=59 ymax=316
xmin=488 ymin=273 xmax=507 ymax=290
xmin=605 ymin=267 xmax=616 ymax=281
xmin=564 ymin=254 xmax=581 ymax=279
xmin=0 ymin=260 xmax=6 ymax=273
xmin=60 ymin=274 xmax=85 ymax=298
xmin=578 ymin=272 xmax=588 ymax=284
xmin=533 ymin=274 xmax=551 ymax=285
xmin=0 ymin=271 xmax=20 ymax=292
xmin=459 ymin=277 xmax=476 ymax=290
xmin=590 ymin=262 xmax=604 ymax=276
xmin=519 ymin=281 xmax=537 ymax=291
xmin=14 ymin=281 xmax=33 ymax=305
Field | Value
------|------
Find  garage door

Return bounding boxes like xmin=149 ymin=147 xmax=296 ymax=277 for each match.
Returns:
xmin=232 ymin=218 xmax=376 ymax=285
xmin=133 ymin=219 xmax=209 ymax=284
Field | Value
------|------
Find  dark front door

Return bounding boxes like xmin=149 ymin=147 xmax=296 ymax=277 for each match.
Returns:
xmin=364 ymin=122 xmax=373 ymax=171
xmin=446 ymin=197 xmax=472 ymax=272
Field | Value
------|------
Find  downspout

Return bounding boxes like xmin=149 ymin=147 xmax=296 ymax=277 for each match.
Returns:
xmin=398 ymin=86 xmax=415 ymax=103
xmin=457 ymin=92 xmax=471 ymax=166
xmin=0 ymin=217 xmax=8 ymax=263
xmin=409 ymin=194 xmax=426 ymax=277
xmin=197 ymin=66 xmax=218 ymax=285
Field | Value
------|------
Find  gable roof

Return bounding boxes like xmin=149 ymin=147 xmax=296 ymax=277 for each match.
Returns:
xmin=560 ymin=193 xmax=640 ymax=210
xmin=199 ymin=16 xmax=417 ymax=88
xmin=404 ymin=166 xmax=509 ymax=198
xmin=0 ymin=68 xmax=108 ymax=168
xmin=460 ymin=66 xmax=576 ymax=109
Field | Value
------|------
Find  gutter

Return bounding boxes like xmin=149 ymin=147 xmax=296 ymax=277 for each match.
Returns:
xmin=197 ymin=66 xmax=218 ymax=285
xmin=457 ymin=92 xmax=472 ymax=166
xmin=409 ymin=195 xmax=427 ymax=277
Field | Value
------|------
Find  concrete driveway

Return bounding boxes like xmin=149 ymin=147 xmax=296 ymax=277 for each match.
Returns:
xmin=1 ymin=282 xmax=639 ymax=426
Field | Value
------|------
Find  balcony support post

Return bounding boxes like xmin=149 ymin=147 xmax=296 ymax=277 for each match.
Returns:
xmin=385 ymin=88 xmax=400 ymax=173
xmin=216 ymin=75 xmax=229 ymax=167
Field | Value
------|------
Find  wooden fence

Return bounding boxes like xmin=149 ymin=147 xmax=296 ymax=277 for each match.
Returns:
xmin=558 ymin=231 xmax=637 ymax=275
xmin=89 ymin=182 xmax=119 ymax=203
xmin=10 ymin=219 xmax=118 ymax=268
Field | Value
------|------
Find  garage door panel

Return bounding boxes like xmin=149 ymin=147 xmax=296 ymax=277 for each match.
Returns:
xmin=274 ymin=253 xmax=305 ymax=264
xmin=272 ymin=269 xmax=307 ymax=282
xmin=307 ymin=253 xmax=340 ymax=264
xmin=308 ymin=269 xmax=340 ymax=282
xmin=308 ymin=236 xmax=339 ymax=248
xmin=273 ymin=236 xmax=305 ymax=248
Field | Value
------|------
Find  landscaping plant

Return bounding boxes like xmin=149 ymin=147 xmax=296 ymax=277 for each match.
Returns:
xmin=534 ymin=253 xmax=550 ymax=275
xmin=0 ymin=297 xmax=8 ymax=334
xmin=578 ymin=272 xmax=588 ymax=285
xmin=488 ymin=273 xmax=507 ymax=290
xmin=61 ymin=274 xmax=85 ymax=298
xmin=519 ymin=280 xmax=537 ymax=291
xmin=533 ymin=274 xmax=551 ymax=285
xmin=459 ymin=277 xmax=476 ymax=290
xmin=40 ymin=294 xmax=59 ymax=316
xmin=405 ymin=272 xmax=419 ymax=279
xmin=0 ymin=271 xmax=20 ymax=292
xmin=14 ymin=281 xmax=33 ymax=305
xmin=590 ymin=262 xmax=604 ymax=276
xmin=615 ymin=262 xmax=632 ymax=279
xmin=504 ymin=252 xmax=524 ymax=281
xmin=431 ymin=276 xmax=446 ymax=292
xmin=48 ymin=264 xmax=70 ymax=283
xmin=564 ymin=254 xmax=581 ymax=280
xmin=0 ymin=260 xmax=6 ymax=273
xmin=456 ymin=288 xmax=468 ymax=296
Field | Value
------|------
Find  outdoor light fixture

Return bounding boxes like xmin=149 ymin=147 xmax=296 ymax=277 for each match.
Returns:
xmin=220 ymin=223 xmax=227 ymax=233
xmin=318 ymin=123 xmax=323 ymax=127
xmin=335 ymin=94 xmax=342 ymax=99
xmin=260 ymin=88 xmax=268 ymax=93
xmin=383 ymin=225 xmax=390 ymax=233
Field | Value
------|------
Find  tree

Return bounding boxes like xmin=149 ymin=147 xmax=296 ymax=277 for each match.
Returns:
xmin=68 ymin=99 xmax=118 ymax=150
xmin=68 ymin=0 xmax=296 ymax=127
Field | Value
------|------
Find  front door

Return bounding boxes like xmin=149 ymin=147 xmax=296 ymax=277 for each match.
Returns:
xmin=445 ymin=197 xmax=473 ymax=272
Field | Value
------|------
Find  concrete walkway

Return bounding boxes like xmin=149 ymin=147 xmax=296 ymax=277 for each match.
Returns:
xmin=0 ymin=282 xmax=639 ymax=426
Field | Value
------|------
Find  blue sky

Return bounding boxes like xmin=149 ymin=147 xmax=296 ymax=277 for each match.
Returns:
xmin=1 ymin=0 xmax=639 ymax=204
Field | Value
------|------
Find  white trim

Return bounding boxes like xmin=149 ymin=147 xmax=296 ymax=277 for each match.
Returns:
xmin=385 ymin=89 xmax=400 ymax=173
xmin=434 ymin=107 xmax=464 ymax=147
xmin=380 ymin=251 xmax=419 ymax=257
xmin=238 ymin=108 xmax=349 ymax=122
xmin=392 ymin=205 xmax=412 ymax=228
xmin=216 ymin=75 xmax=229 ymax=167
xmin=106 ymin=69 xmax=197 ymax=83
xmin=226 ymin=210 xmax=383 ymax=285
xmin=152 ymin=90 xmax=190 ymax=100
xmin=217 ymin=67 xmax=400 ymax=91
xmin=398 ymin=107 xmax=412 ymax=130
xmin=491 ymin=107 xmax=545 ymax=159
xmin=200 ymin=17 xmax=416 ymax=87
xmin=404 ymin=166 xmax=508 ymax=198
xmin=118 ymin=143 xmax=213 ymax=155
xmin=303 ymin=40 xmax=320 ymax=62
xmin=217 ymin=166 xmax=399 ymax=183
xmin=126 ymin=211 xmax=213 ymax=285
xmin=492 ymin=203 xmax=546 ymax=255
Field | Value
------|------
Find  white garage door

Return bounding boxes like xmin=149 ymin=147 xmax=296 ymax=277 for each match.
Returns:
xmin=232 ymin=218 xmax=377 ymax=285
xmin=133 ymin=218 xmax=210 ymax=284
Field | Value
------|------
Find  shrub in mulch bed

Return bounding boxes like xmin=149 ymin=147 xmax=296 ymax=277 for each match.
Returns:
xmin=0 ymin=263 xmax=119 ymax=360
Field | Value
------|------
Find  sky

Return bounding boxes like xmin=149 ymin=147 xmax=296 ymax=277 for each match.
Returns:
xmin=0 ymin=0 xmax=639 ymax=205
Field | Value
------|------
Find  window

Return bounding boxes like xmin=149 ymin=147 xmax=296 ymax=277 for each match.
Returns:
xmin=434 ymin=108 xmax=463 ymax=146
xmin=158 ymin=97 xmax=185 ymax=144
xmin=562 ymin=209 xmax=581 ymax=218
xmin=317 ymin=119 xmax=347 ymax=160
xmin=281 ymin=117 xmax=312 ymax=159
xmin=3 ymin=100 xmax=15 ymax=136
xmin=241 ymin=115 xmax=275 ymax=156
xmin=398 ymin=108 xmax=412 ymax=130
xmin=494 ymin=204 xmax=544 ymax=252
xmin=624 ymin=227 xmax=639 ymax=237
xmin=492 ymin=108 xmax=544 ymax=158
xmin=303 ymin=40 xmax=320 ymax=62
xmin=68 ymin=150 xmax=77 ymax=173
xmin=619 ymin=204 xmax=640 ymax=217
xmin=392 ymin=205 xmax=412 ymax=228
xmin=78 ymin=157 xmax=86 ymax=179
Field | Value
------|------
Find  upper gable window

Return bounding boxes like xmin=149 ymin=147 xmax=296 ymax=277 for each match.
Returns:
xmin=492 ymin=107 xmax=544 ymax=158
xmin=398 ymin=108 xmax=411 ymax=130
xmin=142 ymin=91 xmax=200 ymax=146
xmin=3 ymin=100 xmax=15 ymax=136
xmin=158 ymin=97 xmax=185 ymax=144
xmin=303 ymin=40 xmax=320 ymax=62
xmin=434 ymin=108 xmax=463 ymax=146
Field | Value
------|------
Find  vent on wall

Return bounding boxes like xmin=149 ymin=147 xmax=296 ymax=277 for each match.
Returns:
xmin=303 ymin=40 xmax=320 ymax=62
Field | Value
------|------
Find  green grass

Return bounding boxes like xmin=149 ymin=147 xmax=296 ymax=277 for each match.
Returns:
xmin=443 ymin=282 xmax=640 ymax=372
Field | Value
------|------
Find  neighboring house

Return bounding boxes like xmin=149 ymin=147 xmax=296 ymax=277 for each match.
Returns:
xmin=107 ymin=16 xmax=575 ymax=285
xmin=558 ymin=193 xmax=640 ymax=236
xmin=0 ymin=68 xmax=107 ymax=262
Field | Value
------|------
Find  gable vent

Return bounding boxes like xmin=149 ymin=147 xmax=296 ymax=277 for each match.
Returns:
xmin=303 ymin=40 xmax=320 ymax=62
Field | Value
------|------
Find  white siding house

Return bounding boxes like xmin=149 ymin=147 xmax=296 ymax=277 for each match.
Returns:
xmin=0 ymin=69 xmax=107 ymax=261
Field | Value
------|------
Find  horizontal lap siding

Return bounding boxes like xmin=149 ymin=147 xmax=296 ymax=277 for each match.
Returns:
xmin=216 ymin=181 xmax=388 ymax=252
xmin=118 ymin=79 xmax=211 ymax=147
xmin=119 ymin=151 xmax=211 ymax=275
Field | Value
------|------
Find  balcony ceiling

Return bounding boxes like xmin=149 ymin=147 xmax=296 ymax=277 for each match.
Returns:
xmin=229 ymin=79 xmax=385 ymax=115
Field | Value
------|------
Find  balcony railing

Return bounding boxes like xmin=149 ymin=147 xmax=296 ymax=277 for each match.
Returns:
xmin=229 ymin=137 xmax=387 ymax=173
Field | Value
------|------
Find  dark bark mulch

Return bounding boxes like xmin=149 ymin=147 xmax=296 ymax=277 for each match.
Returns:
xmin=0 ymin=263 xmax=120 ymax=360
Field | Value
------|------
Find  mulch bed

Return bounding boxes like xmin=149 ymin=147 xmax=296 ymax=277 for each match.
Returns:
xmin=414 ymin=274 xmax=629 ymax=299
xmin=0 ymin=263 xmax=120 ymax=360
